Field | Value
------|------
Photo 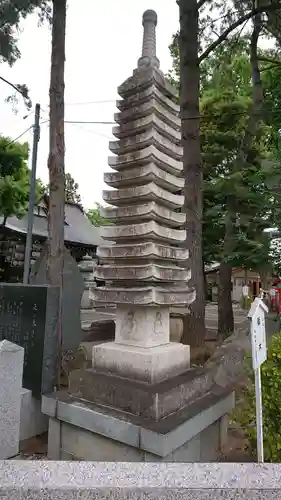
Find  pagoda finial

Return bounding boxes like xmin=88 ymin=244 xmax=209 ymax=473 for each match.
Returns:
xmin=138 ymin=10 xmax=160 ymax=69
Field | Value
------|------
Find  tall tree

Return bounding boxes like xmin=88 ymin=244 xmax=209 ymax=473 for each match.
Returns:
xmin=46 ymin=0 xmax=66 ymax=387
xmin=218 ymin=9 xmax=264 ymax=335
xmin=179 ymin=0 xmax=204 ymax=346
xmin=65 ymin=173 xmax=82 ymax=205
xmin=175 ymin=0 xmax=281 ymax=346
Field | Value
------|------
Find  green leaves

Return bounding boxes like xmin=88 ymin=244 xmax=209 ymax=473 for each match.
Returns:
xmin=0 ymin=1 xmax=51 ymax=109
xmin=233 ymin=333 xmax=281 ymax=462
xmin=0 ymin=135 xmax=31 ymax=221
xmin=0 ymin=0 xmax=52 ymax=65
xmin=86 ymin=204 xmax=111 ymax=227
xmin=65 ymin=173 xmax=82 ymax=206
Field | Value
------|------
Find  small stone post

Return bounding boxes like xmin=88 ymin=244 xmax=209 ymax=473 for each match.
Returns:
xmin=0 ymin=340 xmax=24 ymax=459
xmin=79 ymin=255 xmax=96 ymax=309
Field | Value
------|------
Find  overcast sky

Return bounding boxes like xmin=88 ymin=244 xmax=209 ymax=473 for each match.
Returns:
xmin=0 ymin=0 xmax=179 ymax=210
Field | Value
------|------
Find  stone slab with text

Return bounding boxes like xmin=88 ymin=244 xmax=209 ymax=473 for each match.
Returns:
xmin=0 ymin=283 xmax=59 ymax=396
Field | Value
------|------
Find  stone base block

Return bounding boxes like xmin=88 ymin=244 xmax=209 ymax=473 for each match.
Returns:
xmin=42 ymin=389 xmax=235 ymax=462
xmin=69 ymin=367 xmax=213 ymax=421
xmin=92 ymin=341 xmax=190 ymax=383
xmin=20 ymin=389 xmax=48 ymax=441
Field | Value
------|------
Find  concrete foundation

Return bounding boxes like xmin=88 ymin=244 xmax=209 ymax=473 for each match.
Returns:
xmin=43 ymin=389 xmax=234 ymax=462
xmin=20 ymin=389 xmax=48 ymax=441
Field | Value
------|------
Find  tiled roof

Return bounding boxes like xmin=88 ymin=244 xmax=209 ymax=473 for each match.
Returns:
xmin=0 ymin=202 xmax=104 ymax=248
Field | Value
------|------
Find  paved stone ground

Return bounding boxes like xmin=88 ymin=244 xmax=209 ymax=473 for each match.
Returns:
xmin=205 ymin=303 xmax=248 ymax=340
xmin=81 ymin=308 xmax=115 ymax=330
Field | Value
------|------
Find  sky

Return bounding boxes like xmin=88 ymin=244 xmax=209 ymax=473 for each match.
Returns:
xmin=0 ymin=0 xmax=179 ymax=210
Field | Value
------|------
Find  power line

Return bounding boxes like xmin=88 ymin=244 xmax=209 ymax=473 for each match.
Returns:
xmin=66 ymin=121 xmax=112 ymax=140
xmin=64 ymin=120 xmax=115 ymax=125
xmin=5 ymin=125 xmax=34 ymax=147
xmin=32 ymin=103 xmax=281 ymax=125
xmin=7 ymin=105 xmax=281 ymax=148
xmin=64 ymin=99 xmax=116 ymax=106
xmin=5 ymin=119 xmax=49 ymax=147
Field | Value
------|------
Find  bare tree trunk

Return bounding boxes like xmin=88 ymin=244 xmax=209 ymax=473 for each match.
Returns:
xmin=179 ymin=0 xmax=205 ymax=347
xmin=47 ymin=0 xmax=66 ymax=388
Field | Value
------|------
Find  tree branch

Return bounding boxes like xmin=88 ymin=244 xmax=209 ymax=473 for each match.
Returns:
xmin=0 ymin=75 xmax=23 ymax=96
xmin=258 ymin=55 xmax=281 ymax=66
xmin=199 ymin=2 xmax=281 ymax=63
xmin=260 ymin=63 xmax=281 ymax=72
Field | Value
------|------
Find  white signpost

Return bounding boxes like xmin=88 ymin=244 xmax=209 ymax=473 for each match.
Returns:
xmin=248 ymin=297 xmax=268 ymax=463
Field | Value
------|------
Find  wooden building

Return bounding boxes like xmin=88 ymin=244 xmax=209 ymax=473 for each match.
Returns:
xmin=205 ymin=263 xmax=265 ymax=302
xmin=0 ymin=195 xmax=104 ymax=282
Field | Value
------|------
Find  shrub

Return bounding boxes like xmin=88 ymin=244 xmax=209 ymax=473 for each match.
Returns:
xmin=233 ymin=333 xmax=281 ymax=462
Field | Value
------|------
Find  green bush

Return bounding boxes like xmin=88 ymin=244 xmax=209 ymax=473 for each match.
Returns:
xmin=233 ymin=333 xmax=281 ymax=462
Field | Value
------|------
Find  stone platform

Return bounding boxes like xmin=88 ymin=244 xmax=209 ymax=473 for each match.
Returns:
xmin=69 ymin=367 xmax=213 ymax=421
xmin=43 ymin=388 xmax=234 ymax=462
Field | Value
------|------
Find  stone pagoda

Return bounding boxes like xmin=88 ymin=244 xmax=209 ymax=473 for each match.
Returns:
xmin=59 ymin=10 xmax=234 ymax=463
xmin=92 ymin=9 xmax=195 ymax=384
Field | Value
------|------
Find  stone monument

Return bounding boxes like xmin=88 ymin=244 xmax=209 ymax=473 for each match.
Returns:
xmin=43 ymin=10 xmax=235 ymax=462
xmin=0 ymin=340 xmax=24 ymax=459
xmin=0 ymin=283 xmax=59 ymax=396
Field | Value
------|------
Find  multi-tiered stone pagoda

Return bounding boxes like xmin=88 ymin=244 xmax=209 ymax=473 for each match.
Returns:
xmin=92 ymin=9 xmax=195 ymax=384
xmin=49 ymin=10 xmax=234 ymax=463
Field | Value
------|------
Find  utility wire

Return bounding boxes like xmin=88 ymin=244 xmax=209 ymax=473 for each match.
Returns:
xmin=67 ymin=121 xmax=112 ymax=140
xmin=64 ymin=99 xmax=116 ymax=106
xmin=5 ymin=119 xmax=49 ymax=147
xmin=7 ymin=105 xmax=281 ymax=147
xmin=32 ymin=119 xmax=113 ymax=140
xmin=5 ymin=125 xmax=34 ymax=147
xmin=64 ymin=120 xmax=115 ymax=125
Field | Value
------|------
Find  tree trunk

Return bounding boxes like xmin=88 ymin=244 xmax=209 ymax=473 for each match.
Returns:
xmin=47 ymin=0 xmax=66 ymax=388
xmin=259 ymin=266 xmax=271 ymax=291
xmin=242 ymin=6 xmax=263 ymax=155
xmin=179 ymin=0 xmax=205 ymax=347
xmin=218 ymin=207 xmax=234 ymax=338
xmin=218 ymin=264 xmax=233 ymax=338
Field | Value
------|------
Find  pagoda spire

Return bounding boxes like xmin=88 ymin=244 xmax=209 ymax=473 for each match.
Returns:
xmin=138 ymin=9 xmax=160 ymax=69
